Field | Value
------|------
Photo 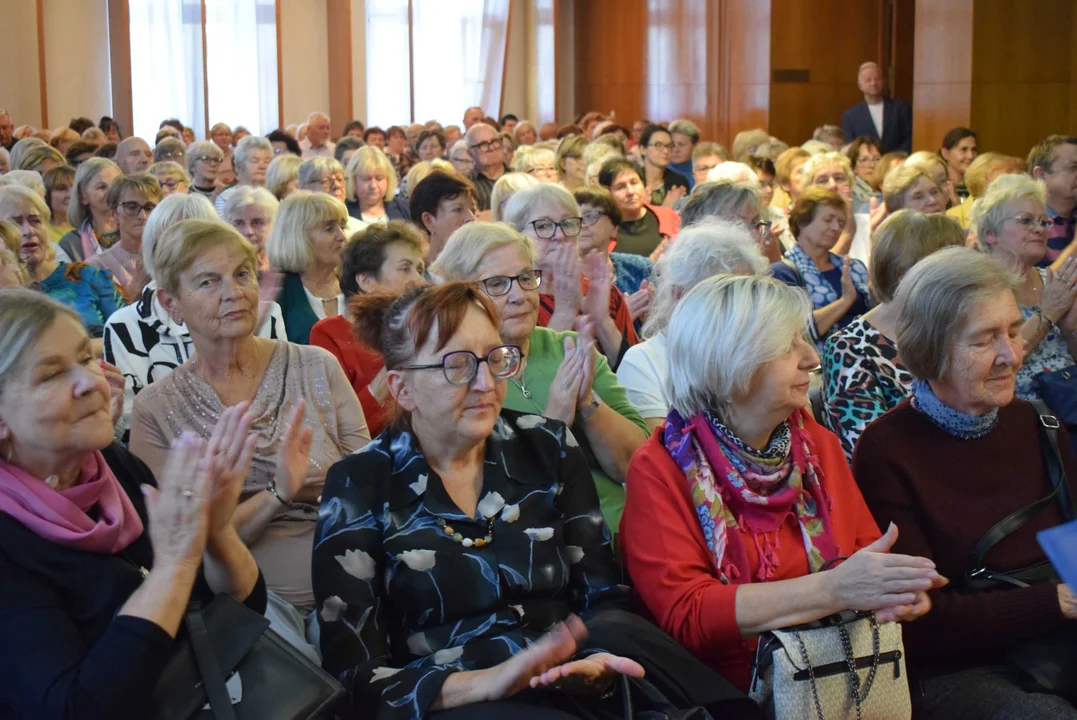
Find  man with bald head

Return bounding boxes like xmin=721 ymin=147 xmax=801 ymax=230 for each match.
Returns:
xmin=300 ymin=111 xmax=335 ymax=159
xmin=462 ymin=106 xmax=484 ymax=131
xmin=465 ymin=122 xmax=508 ymax=212
xmin=840 ymin=61 xmax=911 ymax=153
xmin=116 ymin=137 xmax=152 ymax=174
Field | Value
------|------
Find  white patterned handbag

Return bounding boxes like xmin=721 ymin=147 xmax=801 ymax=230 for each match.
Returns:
xmin=749 ymin=611 xmax=911 ymax=720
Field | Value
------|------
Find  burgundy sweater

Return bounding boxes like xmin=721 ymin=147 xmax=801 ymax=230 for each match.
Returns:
xmin=853 ymin=399 xmax=1076 ymax=677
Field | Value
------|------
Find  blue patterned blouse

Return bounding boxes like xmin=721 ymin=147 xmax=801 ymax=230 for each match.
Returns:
xmin=34 ymin=262 xmax=125 ymax=338
xmin=313 ymin=410 xmax=628 ymax=720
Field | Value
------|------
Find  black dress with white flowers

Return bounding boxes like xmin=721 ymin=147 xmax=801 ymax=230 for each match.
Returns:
xmin=313 ymin=409 xmax=628 ymax=720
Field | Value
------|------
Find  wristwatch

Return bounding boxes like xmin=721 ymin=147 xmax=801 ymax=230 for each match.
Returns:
xmin=580 ymin=393 xmax=602 ymax=421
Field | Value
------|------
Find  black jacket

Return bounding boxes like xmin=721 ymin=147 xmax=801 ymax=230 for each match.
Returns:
xmin=841 ymin=97 xmax=913 ymax=153
xmin=0 ymin=443 xmax=267 ymax=719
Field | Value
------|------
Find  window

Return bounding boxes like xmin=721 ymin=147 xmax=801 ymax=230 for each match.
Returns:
xmin=365 ymin=0 xmax=510 ymax=127
xmin=129 ymin=0 xmax=278 ymax=141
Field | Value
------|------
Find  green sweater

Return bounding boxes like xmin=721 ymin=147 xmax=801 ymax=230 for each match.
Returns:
xmin=502 ymin=326 xmax=648 ymax=536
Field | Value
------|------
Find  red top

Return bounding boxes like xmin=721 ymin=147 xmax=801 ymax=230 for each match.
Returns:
xmin=538 ymin=278 xmax=640 ymax=347
xmin=620 ymin=414 xmax=880 ymax=691
xmin=309 ymin=315 xmax=388 ymax=438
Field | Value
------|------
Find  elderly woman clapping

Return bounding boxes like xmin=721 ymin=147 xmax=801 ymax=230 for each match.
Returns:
xmin=854 ymin=247 xmax=1077 ymax=718
xmin=621 ymin=273 xmax=944 ymax=693
xmin=972 ymin=174 xmax=1077 ymax=404
xmin=130 ymin=219 xmax=368 ymax=615
xmin=822 ymin=211 xmax=965 ymax=460
xmin=313 ymin=282 xmax=746 ymax=719
xmin=103 ymin=194 xmax=286 ymax=435
xmin=0 ymin=289 xmax=266 ymax=718
xmin=617 ymin=218 xmax=768 ymax=430
xmin=433 ymin=222 xmax=648 ymax=534
xmin=267 ymin=190 xmax=349 ymax=344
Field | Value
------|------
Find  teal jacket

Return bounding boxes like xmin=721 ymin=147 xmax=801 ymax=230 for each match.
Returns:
xmin=275 ymin=272 xmax=320 ymax=345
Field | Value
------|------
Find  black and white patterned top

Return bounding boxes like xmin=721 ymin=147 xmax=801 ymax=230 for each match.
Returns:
xmin=313 ymin=409 xmax=628 ymax=720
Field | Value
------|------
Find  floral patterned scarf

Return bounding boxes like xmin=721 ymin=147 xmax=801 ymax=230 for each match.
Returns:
xmin=663 ymin=407 xmax=838 ymax=584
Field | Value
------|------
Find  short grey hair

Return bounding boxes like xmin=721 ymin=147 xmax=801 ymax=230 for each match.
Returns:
xmin=502 ymin=183 xmax=580 ymax=232
xmin=68 ymin=157 xmax=120 ymax=228
xmin=666 ymin=274 xmax=811 ymax=419
xmin=431 ymin=221 xmax=538 ymax=281
xmin=233 ymin=135 xmax=272 ymax=174
xmin=153 ymin=137 xmax=186 ymax=165
xmin=644 ymin=217 xmax=768 ymax=339
xmin=185 ymin=140 xmax=223 ymax=176
xmin=798 ymin=151 xmax=853 ymax=186
xmin=680 ymin=180 xmax=761 ymax=228
xmin=298 ymin=156 xmax=344 ymax=191
xmin=705 ymin=161 xmax=757 ymax=184
xmin=895 ymin=246 xmax=1021 ymax=380
xmin=669 ymin=119 xmax=701 ymax=144
xmin=449 ymin=139 xmax=469 ymax=157
xmin=221 ymin=185 xmax=279 ymax=224
xmin=0 ymin=290 xmax=82 ymax=399
xmin=970 ymin=173 xmax=1047 ymax=250
xmin=141 ymin=193 xmax=218 ymax=279
xmin=1 ymin=170 xmax=46 ymax=198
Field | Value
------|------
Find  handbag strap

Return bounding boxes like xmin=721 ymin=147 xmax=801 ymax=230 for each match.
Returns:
xmin=187 ymin=602 xmax=238 ymax=720
xmin=967 ymin=400 xmax=1075 ymax=577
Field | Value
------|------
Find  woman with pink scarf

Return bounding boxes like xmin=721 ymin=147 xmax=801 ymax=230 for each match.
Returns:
xmin=620 ymin=274 xmax=944 ymax=693
xmin=0 ymin=290 xmax=275 ymax=718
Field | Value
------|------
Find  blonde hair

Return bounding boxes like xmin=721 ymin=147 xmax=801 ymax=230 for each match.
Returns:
xmin=346 ymin=146 xmax=398 ymax=202
xmin=0 ymin=184 xmax=52 ymax=225
xmin=882 ymin=164 xmax=938 ymax=213
xmin=431 ymin=221 xmax=538 ymax=281
xmin=511 ymin=146 xmax=556 ymax=175
xmin=964 ymin=152 xmax=1026 ymax=197
xmin=265 ymin=190 xmax=348 ymax=273
xmin=555 ymin=135 xmax=588 ymax=180
xmin=403 ymin=159 xmax=453 ymax=197
xmin=49 ymin=127 xmax=80 ymax=150
xmin=797 ymin=151 xmax=853 ymax=188
xmin=148 ymin=161 xmax=190 ymax=186
xmin=266 ymin=154 xmax=303 ymax=199
xmin=490 ymin=173 xmax=539 ymax=222
xmin=154 ymin=219 xmax=258 ymax=295
xmin=0 ymin=290 xmax=82 ymax=398
xmin=68 ymin=158 xmax=120 ymax=228
xmin=15 ymin=144 xmax=64 ymax=172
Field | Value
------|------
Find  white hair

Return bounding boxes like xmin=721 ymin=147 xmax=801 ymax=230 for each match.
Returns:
xmin=1 ymin=170 xmax=45 ymax=197
xmin=644 ymin=217 xmax=769 ymax=339
xmin=221 ymin=185 xmax=279 ymax=225
xmin=233 ymin=135 xmax=272 ymax=175
xmin=141 ymin=193 xmax=219 ymax=279
xmin=307 ymin=111 xmax=330 ymax=124
xmin=705 ymin=162 xmax=757 ymax=185
xmin=449 ymin=139 xmax=469 ymax=157
xmin=502 ymin=183 xmax=580 ymax=232
xmin=970 ymin=173 xmax=1047 ymax=250
xmin=431 ymin=221 xmax=538 ymax=281
xmin=666 ymin=274 xmax=811 ymax=419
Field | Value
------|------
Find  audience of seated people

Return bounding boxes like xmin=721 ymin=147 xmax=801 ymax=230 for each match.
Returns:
xmin=2 ymin=101 xmax=1077 ymax=719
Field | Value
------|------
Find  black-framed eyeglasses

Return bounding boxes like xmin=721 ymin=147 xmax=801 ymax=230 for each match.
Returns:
xmin=480 ymin=270 xmax=542 ymax=297
xmin=1009 ymin=214 xmax=1053 ymax=232
xmin=119 ymin=201 xmax=157 ymax=217
xmin=402 ymin=345 xmax=522 ymax=386
xmin=196 ymin=155 xmax=222 ymax=165
xmin=529 ymin=216 xmax=582 ymax=240
xmin=581 ymin=209 xmax=608 ymax=227
xmin=648 ymin=142 xmax=674 ymax=151
xmin=469 ymin=139 xmax=502 ymax=153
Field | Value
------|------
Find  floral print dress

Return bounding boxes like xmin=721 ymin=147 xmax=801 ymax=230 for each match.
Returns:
xmin=1016 ymin=272 xmax=1077 ymax=402
xmin=313 ymin=410 xmax=628 ymax=720
xmin=822 ymin=316 xmax=915 ymax=461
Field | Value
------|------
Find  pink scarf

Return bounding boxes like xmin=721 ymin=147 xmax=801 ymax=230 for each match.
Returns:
xmin=0 ymin=451 xmax=144 ymax=553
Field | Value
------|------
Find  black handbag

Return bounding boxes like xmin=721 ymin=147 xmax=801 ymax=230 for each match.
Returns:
xmin=1035 ymin=365 xmax=1077 ymax=426
xmin=149 ymin=594 xmax=345 ymax=720
xmin=961 ymin=399 xmax=1077 ymax=699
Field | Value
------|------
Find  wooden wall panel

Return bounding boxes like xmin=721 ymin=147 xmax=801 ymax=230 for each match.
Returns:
xmin=721 ymin=0 xmax=771 ymax=147
xmin=326 ymin=0 xmax=352 ymax=137
xmin=769 ymin=0 xmax=883 ymax=146
xmin=911 ymin=0 xmax=972 ymax=151
xmin=107 ymin=0 xmax=133 ymax=138
xmin=573 ymin=0 xmax=648 ymax=126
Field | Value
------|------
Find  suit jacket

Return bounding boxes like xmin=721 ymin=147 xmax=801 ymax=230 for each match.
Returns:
xmin=841 ymin=97 xmax=912 ymax=153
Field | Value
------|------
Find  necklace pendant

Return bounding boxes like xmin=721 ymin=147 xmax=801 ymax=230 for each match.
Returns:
xmin=521 ymin=388 xmax=532 ymax=399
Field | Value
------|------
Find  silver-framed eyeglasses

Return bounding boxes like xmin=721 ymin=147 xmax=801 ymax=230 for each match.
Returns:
xmin=529 ymin=217 xmax=582 ymax=239
xmin=480 ymin=270 xmax=542 ymax=297
xmin=1010 ymin=214 xmax=1053 ymax=231
xmin=402 ymin=345 xmax=522 ymax=386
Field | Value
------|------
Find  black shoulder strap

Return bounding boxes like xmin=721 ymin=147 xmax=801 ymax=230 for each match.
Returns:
xmin=187 ymin=602 xmax=237 ymax=720
xmin=967 ymin=401 xmax=1075 ymax=574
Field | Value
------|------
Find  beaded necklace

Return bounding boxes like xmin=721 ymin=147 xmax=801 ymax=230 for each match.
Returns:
xmin=436 ymin=517 xmax=495 ymax=547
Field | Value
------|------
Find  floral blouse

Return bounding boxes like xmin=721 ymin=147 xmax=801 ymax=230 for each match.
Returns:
xmin=313 ymin=410 xmax=628 ymax=720
xmin=822 ymin=315 xmax=915 ymax=461
xmin=1017 ymin=275 xmax=1076 ymax=402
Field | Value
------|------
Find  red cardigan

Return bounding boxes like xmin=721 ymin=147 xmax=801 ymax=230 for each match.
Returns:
xmin=620 ymin=413 xmax=880 ymax=692
xmin=309 ymin=315 xmax=388 ymax=438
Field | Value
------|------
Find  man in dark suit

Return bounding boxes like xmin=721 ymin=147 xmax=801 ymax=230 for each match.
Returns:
xmin=840 ymin=62 xmax=912 ymax=153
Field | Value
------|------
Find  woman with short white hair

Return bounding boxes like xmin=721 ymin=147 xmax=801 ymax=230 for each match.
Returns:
xmin=103 ymin=193 xmax=286 ymax=434
xmin=221 ymin=185 xmax=279 ymax=270
xmin=265 ymin=153 xmax=302 ymax=200
xmin=622 ymin=273 xmax=940 ymax=694
xmin=185 ymin=140 xmax=223 ymax=200
xmin=854 ymin=246 xmax=1077 ymax=718
xmin=432 ymin=221 xmax=648 ymax=535
xmin=266 ymin=190 xmax=349 ymax=344
xmin=511 ymin=145 xmax=558 ymax=183
xmin=616 ymin=218 xmax=767 ymax=429
xmin=489 ymin=171 xmax=539 ymax=222
xmin=232 ymin=135 xmax=273 ymax=190
xmin=59 ymin=157 xmax=122 ymax=261
xmin=882 ymin=163 xmax=945 ymax=215
xmin=344 ymin=146 xmax=410 ymax=226
xmin=448 ymin=138 xmax=474 ymax=176
xmin=972 ymin=173 xmax=1077 ymax=404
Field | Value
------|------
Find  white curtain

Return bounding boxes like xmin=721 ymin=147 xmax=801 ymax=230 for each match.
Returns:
xmin=129 ymin=0 xmax=205 ymax=141
xmin=366 ymin=0 xmax=511 ymax=127
xmin=205 ymin=0 xmax=279 ymax=134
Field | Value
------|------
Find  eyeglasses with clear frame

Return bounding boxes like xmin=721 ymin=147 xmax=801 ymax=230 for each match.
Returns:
xmin=529 ymin=217 xmax=583 ymax=240
xmin=479 ymin=270 xmax=542 ymax=297
xmin=401 ymin=345 xmax=523 ymax=386
xmin=1009 ymin=214 xmax=1053 ymax=232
